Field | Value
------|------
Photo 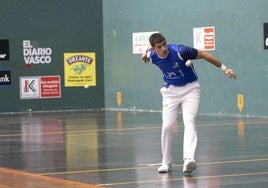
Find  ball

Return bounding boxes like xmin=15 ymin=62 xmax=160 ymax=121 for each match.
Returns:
xmin=185 ymin=60 xmax=192 ymax=67
xmin=84 ymin=85 xmax=89 ymax=89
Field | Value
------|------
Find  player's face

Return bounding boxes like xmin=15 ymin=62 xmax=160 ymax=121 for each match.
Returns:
xmin=153 ymin=40 xmax=168 ymax=58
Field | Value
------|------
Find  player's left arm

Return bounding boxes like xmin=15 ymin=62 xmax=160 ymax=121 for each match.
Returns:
xmin=196 ymin=50 xmax=236 ymax=79
xmin=141 ymin=47 xmax=152 ymax=63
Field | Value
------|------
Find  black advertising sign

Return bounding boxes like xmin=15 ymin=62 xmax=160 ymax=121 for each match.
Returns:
xmin=0 ymin=40 xmax=9 ymax=60
xmin=264 ymin=23 xmax=268 ymax=49
xmin=0 ymin=70 xmax=11 ymax=86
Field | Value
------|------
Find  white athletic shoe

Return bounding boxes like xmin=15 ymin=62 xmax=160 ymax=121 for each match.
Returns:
xmin=183 ymin=159 xmax=196 ymax=173
xmin=158 ymin=164 xmax=172 ymax=173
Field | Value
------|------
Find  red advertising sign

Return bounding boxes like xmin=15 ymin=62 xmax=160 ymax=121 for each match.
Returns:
xmin=204 ymin=27 xmax=215 ymax=50
xmin=193 ymin=26 xmax=215 ymax=50
xmin=40 ymin=76 xmax=61 ymax=98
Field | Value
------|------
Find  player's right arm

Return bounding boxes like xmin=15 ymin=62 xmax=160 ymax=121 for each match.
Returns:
xmin=197 ymin=50 xmax=236 ymax=79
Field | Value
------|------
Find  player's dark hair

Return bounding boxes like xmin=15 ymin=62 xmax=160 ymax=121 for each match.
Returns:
xmin=149 ymin=33 xmax=166 ymax=47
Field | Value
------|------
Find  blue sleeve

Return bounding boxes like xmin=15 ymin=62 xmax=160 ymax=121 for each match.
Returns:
xmin=178 ymin=45 xmax=198 ymax=60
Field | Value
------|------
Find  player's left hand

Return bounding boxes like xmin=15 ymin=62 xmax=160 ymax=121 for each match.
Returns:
xmin=141 ymin=53 xmax=150 ymax=63
xmin=224 ymin=68 xmax=236 ymax=79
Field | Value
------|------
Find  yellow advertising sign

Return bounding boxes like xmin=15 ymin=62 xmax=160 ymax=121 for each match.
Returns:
xmin=64 ymin=52 xmax=96 ymax=87
xmin=116 ymin=91 xmax=122 ymax=106
xmin=237 ymin=94 xmax=244 ymax=112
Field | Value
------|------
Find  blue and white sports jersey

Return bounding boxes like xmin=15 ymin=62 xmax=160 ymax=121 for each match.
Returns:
xmin=149 ymin=44 xmax=198 ymax=86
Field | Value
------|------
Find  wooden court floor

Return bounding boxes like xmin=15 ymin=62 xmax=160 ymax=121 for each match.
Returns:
xmin=0 ymin=110 xmax=267 ymax=187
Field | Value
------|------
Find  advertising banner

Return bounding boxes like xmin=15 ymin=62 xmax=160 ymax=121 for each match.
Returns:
xmin=64 ymin=52 xmax=96 ymax=87
xmin=20 ymin=75 xmax=61 ymax=99
xmin=193 ymin=26 xmax=215 ymax=50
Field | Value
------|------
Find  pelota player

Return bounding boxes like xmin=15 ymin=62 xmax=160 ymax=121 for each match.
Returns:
xmin=141 ymin=33 xmax=236 ymax=173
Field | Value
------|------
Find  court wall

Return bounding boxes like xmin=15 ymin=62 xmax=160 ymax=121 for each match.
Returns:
xmin=0 ymin=0 xmax=104 ymax=112
xmin=1 ymin=0 xmax=267 ymax=117
xmin=103 ymin=0 xmax=268 ymax=117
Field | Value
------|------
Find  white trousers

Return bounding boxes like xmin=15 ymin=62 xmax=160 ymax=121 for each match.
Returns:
xmin=160 ymin=81 xmax=201 ymax=165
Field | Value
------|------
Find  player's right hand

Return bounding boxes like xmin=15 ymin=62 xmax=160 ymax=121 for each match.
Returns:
xmin=224 ymin=68 xmax=236 ymax=79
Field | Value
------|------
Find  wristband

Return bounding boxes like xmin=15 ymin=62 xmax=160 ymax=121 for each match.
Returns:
xmin=146 ymin=50 xmax=151 ymax=58
xmin=220 ymin=64 xmax=227 ymax=71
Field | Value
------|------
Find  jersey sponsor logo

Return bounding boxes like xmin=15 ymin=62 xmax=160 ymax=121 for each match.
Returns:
xmin=172 ymin=62 xmax=180 ymax=68
xmin=166 ymin=70 xmax=184 ymax=79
